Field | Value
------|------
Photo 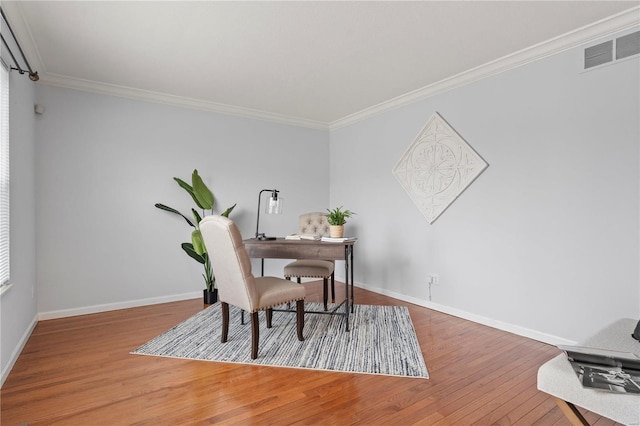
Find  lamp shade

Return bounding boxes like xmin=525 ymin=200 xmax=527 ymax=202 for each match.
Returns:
xmin=266 ymin=195 xmax=282 ymax=214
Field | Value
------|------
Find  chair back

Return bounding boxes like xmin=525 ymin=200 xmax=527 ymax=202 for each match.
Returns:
xmin=298 ymin=212 xmax=330 ymax=237
xmin=200 ymin=215 xmax=258 ymax=312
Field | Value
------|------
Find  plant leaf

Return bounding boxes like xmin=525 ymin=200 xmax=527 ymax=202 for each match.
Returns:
xmin=192 ymin=208 xmax=203 ymax=227
xmin=191 ymin=229 xmax=207 ymax=255
xmin=221 ymin=203 xmax=237 ymax=218
xmin=192 ymin=169 xmax=214 ymax=210
xmin=181 ymin=242 xmax=205 ymax=264
xmin=155 ymin=203 xmax=195 ymax=227
xmin=174 ymin=177 xmax=194 ymax=197
xmin=174 ymin=176 xmax=204 ymax=209
xmin=326 ymin=206 xmax=355 ymax=225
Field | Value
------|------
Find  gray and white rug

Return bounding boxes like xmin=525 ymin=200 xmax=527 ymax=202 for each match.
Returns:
xmin=131 ymin=303 xmax=428 ymax=378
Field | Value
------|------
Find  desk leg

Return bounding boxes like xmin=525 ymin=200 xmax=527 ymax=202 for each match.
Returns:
xmin=344 ymin=245 xmax=350 ymax=332
xmin=553 ymin=397 xmax=589 ymax=426
xmin=350 ymin=245 xmax=354 ymax=313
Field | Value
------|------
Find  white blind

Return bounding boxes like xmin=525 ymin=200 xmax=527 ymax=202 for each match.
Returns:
xmin=0 ymin=64 xmax=9 ymax=286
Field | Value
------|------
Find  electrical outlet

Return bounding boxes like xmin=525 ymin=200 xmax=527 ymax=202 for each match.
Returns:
xmin=429 ymin=274 xmax=439 ymax=286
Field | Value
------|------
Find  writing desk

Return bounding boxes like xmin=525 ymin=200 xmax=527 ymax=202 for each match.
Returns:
xmin=243 ymin=238 xmax=355 ymax=331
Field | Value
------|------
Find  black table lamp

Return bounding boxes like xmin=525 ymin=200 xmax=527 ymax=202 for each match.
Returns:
xmin=255 ymin=189 xmax=282 ymax=240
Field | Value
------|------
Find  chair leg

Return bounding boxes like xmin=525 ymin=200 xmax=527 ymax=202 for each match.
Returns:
xmin=251 ymin=311 xmax=259 ymax=359
xmin=296 ymin=300 xmax=305 ymax=341
xmin=323 ymin=277 xmax=328 ymax=311
xmin=266 ymin=308 xmax=273 ymax=328
xmin=285 ymin=277 xmax=292 ymax=309
xmin=221 ymin=302 xmax=229 ymax=343
xmin=331 ymin=272 xmax=335 ymax=303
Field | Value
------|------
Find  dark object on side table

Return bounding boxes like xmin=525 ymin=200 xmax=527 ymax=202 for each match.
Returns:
xmin=632 ymin=319 xmax=640 ymax=341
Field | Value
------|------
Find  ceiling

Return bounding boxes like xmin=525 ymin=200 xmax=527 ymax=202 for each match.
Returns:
xmin=3 ymin=1 xmax=639 ymax=129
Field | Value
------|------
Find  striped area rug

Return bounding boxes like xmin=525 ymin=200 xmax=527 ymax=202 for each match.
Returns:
xmin=131 ymin=303 xmax=428 ymax=378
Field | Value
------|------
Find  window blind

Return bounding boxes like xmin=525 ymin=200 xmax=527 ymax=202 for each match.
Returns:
xmin=0 ymin=64 xmax=9 ymax=287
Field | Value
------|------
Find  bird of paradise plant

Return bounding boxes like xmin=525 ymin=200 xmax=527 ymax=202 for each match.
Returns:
xmin=155 ymin=169 xmax=236 ymax=291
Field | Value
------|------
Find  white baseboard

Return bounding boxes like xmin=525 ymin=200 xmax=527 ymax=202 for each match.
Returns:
xmin=350 ymin=279 xmax=576 ymax=346
xmin=30 ymin=279 xmax=573 ymax=354
xmin=38 ymin=291 xmax=201 ymax=321
xmin=1 ymin=312 xmax=38 ymax=388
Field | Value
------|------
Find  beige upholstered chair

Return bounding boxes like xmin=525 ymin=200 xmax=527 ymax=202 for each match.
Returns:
xmin=200 ymin=215 xmax=305 ymax=359
xmin=284 ymin=212 xmax=335 ymax=311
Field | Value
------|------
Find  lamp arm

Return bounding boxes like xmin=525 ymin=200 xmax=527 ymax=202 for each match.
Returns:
xmin=255 ymin=189 xmax=277 ymax=239
xmin=255 ymin=189 xmax=266 ymax=238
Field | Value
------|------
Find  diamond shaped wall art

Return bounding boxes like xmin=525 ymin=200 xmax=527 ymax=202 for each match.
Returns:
xmin=393 ymin=112 xmax=488 ymax=224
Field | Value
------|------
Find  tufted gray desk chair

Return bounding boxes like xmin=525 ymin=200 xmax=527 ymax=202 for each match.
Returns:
xmin=283 ymin=212 xmax=335 ymax=311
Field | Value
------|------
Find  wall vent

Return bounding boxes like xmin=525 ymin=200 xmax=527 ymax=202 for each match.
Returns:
xmin=616 ymin=31 xmax=640 ymax=60
xmin=584 ymin=40 xmax=613 ymax=69
xmin=584 ymin=31 xmax=640 ymax=70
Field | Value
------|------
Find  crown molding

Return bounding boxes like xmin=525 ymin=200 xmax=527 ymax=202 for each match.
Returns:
xmin=6 ymin=2 xmax=638 ymax=131
xmin=38 ymin=73 xmax=330 ymax=130
xmin=329 ymin=6 xmax=640 ymax=130
xmin=4 ymin=2 xmax=328 ymax=129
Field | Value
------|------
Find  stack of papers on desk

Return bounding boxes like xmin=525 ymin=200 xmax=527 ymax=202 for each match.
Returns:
xmin=285 ymin=234 xmax=321 ymax=240
xmin=320 ymin=236 xmax=357 ymax=243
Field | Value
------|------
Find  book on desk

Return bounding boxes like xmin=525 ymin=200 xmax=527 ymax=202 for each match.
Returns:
xmin=320 ymin=236 xmax=357 ymax=243
xmin=284 ymin=234 xmax=357 ymax=243
xmin=284 ymin=234 xmax=320 ymax=241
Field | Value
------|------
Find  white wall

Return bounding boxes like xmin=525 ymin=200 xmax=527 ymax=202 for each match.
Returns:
xmin=1 ymin=71 xmax=37 ymax=385
xmin=330 ymin=33 xmax=640 ymax=344
xmin=34 ymin=86 xmax=329 ymax=317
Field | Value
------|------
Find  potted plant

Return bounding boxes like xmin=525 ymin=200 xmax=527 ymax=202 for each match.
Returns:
xmin=155 ymin=169 xmax=236 ymax=304
xmin=326 ymin=206 xmax=356 ymax=238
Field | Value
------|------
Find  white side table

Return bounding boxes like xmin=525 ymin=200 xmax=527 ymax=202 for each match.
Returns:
xmin=537 ymin=318 xmax=640 ymax=425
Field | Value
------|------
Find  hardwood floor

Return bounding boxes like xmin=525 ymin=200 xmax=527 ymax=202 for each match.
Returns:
xmin=1 ymin=284 xmax=619 ymax=425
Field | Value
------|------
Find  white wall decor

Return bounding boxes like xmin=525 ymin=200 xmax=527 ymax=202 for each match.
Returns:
xmin=392 ymin=112 xmax=488 ymax=224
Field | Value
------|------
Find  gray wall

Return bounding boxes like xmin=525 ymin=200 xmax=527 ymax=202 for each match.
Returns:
xmin=1 ymin=71 xmax=37 ymax=384
xmin=34 ymin=86 xmax=329 ymax=316
xmin=330 ymin=33 xmax=640 ymax=344
xmin=2 ymin=26 xmax=639 ymax=386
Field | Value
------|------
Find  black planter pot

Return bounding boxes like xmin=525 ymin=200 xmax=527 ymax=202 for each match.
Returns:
xmin=203 ymin=288 xmax=218 ymax=304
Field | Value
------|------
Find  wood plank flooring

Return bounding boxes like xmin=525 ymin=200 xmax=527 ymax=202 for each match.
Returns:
xmin=1 ymin=284 xmax=620 ymax=425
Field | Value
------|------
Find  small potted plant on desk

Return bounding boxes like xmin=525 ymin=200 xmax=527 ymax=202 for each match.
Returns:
xmin=326 ymin=206 xmax=356 ymax=238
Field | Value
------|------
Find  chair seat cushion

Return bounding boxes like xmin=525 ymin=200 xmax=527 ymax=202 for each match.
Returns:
xmin=254 ymin=276 xmax=306 ymax=310
xmin=284 ymin=259 xmax=335 ymax=278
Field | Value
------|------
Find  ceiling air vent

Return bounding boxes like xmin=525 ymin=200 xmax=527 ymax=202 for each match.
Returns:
xmin=584 ymin=40 xmax=613 ymax=69
xmin=616 ymin=31 xmax=640 ymax=60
